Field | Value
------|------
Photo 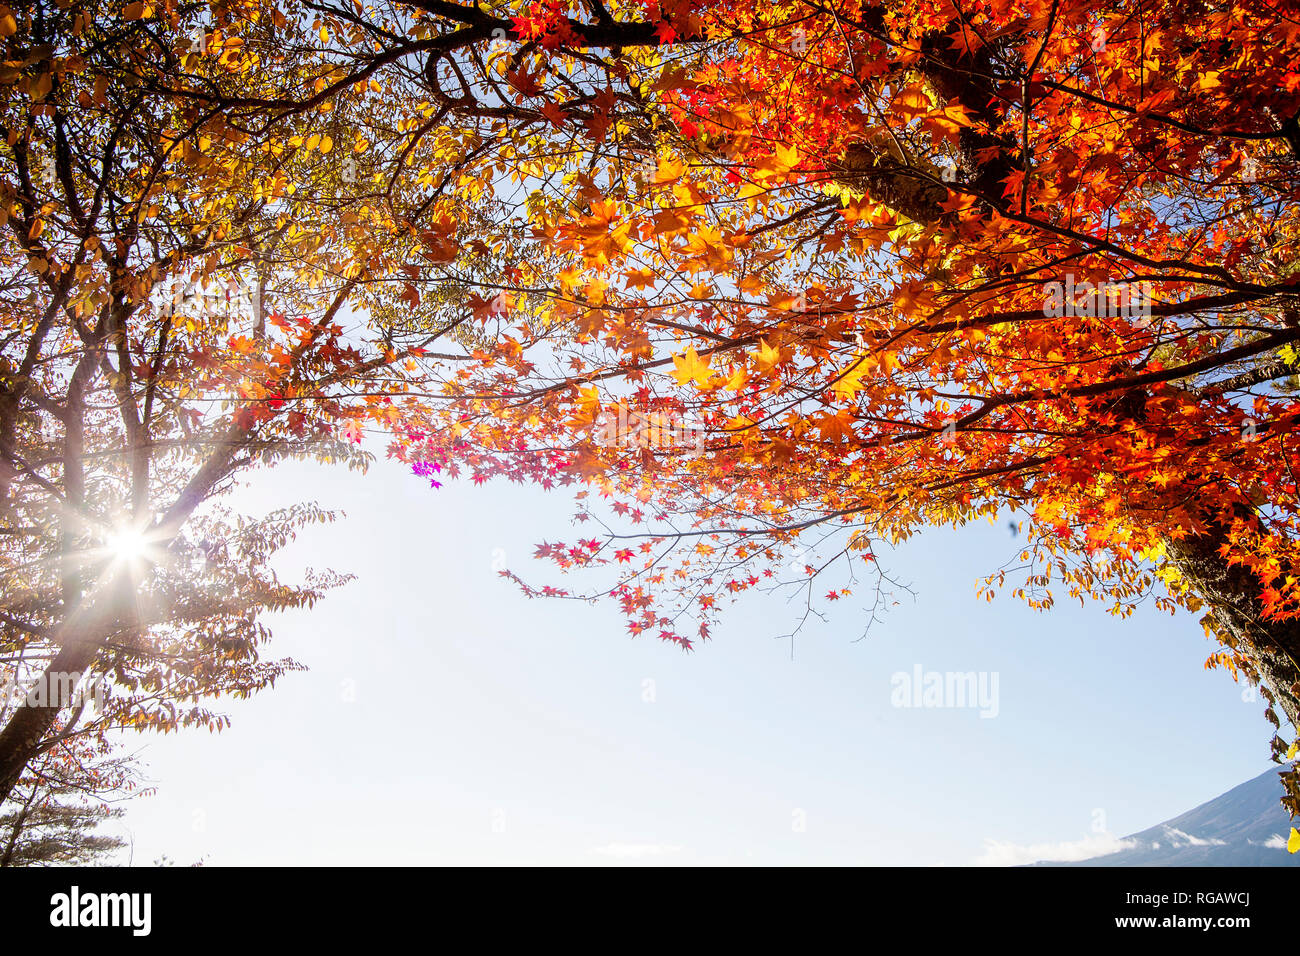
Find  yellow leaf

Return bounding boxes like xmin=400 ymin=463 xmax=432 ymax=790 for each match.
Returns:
xmin=574 ymin=385 xmax=601 ymax=418
xmin=319 ymin=135 xmax=334 ymax=154
xmin=894 ymin=83 xmax=934 ymax=121
xmin=1289 ymin=828 xmax=1300 ymax=854
xmin=832 ymin=359 xmax=868 ymax=400
xmin=1195 ymin=71 xmax=1222 ymax=91
xmin=671 ymin=348 xmax=714 ymax=388
xmin=319 ymin=26 xmax=329 ymax=43
xmin=722 ymin=366 xmax=749 ymax=392
xmin=654 ymin=156 xmax=685 ymax=184
xmin=754 ymin=143 xmax=799 ymax=179
xmin=0 ymin=13 xmax=17 ymax=35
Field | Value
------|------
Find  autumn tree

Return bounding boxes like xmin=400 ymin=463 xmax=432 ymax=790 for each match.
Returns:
xmin=0 ymin=0 xmax=515 ymax=802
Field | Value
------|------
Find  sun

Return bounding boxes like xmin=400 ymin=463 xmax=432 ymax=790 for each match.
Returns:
xmin=104 ymin=526 xmax=151 ymax=563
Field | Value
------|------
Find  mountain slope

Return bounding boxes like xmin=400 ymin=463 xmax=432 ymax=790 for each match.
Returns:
xmin=1037 ymin=768 xmax=1299 ymax=867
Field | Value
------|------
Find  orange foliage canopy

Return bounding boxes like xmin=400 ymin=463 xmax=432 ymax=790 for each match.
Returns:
xmin=395 ymin=0 xmax=1300 ymax=731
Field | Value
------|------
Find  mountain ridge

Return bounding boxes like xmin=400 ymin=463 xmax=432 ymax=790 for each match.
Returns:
xmin=1033 ymin=768 xmax=1299 ymax=867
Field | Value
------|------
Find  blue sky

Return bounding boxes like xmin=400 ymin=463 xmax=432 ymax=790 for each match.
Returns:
xmin=110 ymin=451 xmax=1276 ymax=865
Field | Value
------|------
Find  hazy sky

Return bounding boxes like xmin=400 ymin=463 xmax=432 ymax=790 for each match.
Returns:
xmin=109 ymin=450 xmax=1278 ymax=866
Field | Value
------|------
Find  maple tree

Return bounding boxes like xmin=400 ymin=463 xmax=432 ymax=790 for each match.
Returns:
xmin=368 ymin=0 xmax=1300 ymax=819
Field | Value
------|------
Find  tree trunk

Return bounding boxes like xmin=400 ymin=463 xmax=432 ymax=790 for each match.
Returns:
xmin=0 ymin=571 xmax=131 ymax=805
xmin=1165 ymin=525 xmax=1300 ymax=738
xmin=0 ymin=646 xmax=104 ymax=806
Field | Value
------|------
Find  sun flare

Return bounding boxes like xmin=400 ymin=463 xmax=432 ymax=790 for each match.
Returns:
xmin=105 ymin=526 xmax=150 ymax=563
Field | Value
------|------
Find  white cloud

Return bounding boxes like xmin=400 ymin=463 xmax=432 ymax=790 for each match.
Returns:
xmin=1255 ymin=834 xmax=1289 ymax=850
xmin=591 ymin=843 xmax=684 ymax=859
xmin=974 ymin=833 xmax=1137 ymax=867
xmin=1160 ymin=826 xmax=1226 ymax=848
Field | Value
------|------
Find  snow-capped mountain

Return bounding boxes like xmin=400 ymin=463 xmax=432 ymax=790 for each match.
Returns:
xmin=1036 ymin=768 xmax=1299 ymax=866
